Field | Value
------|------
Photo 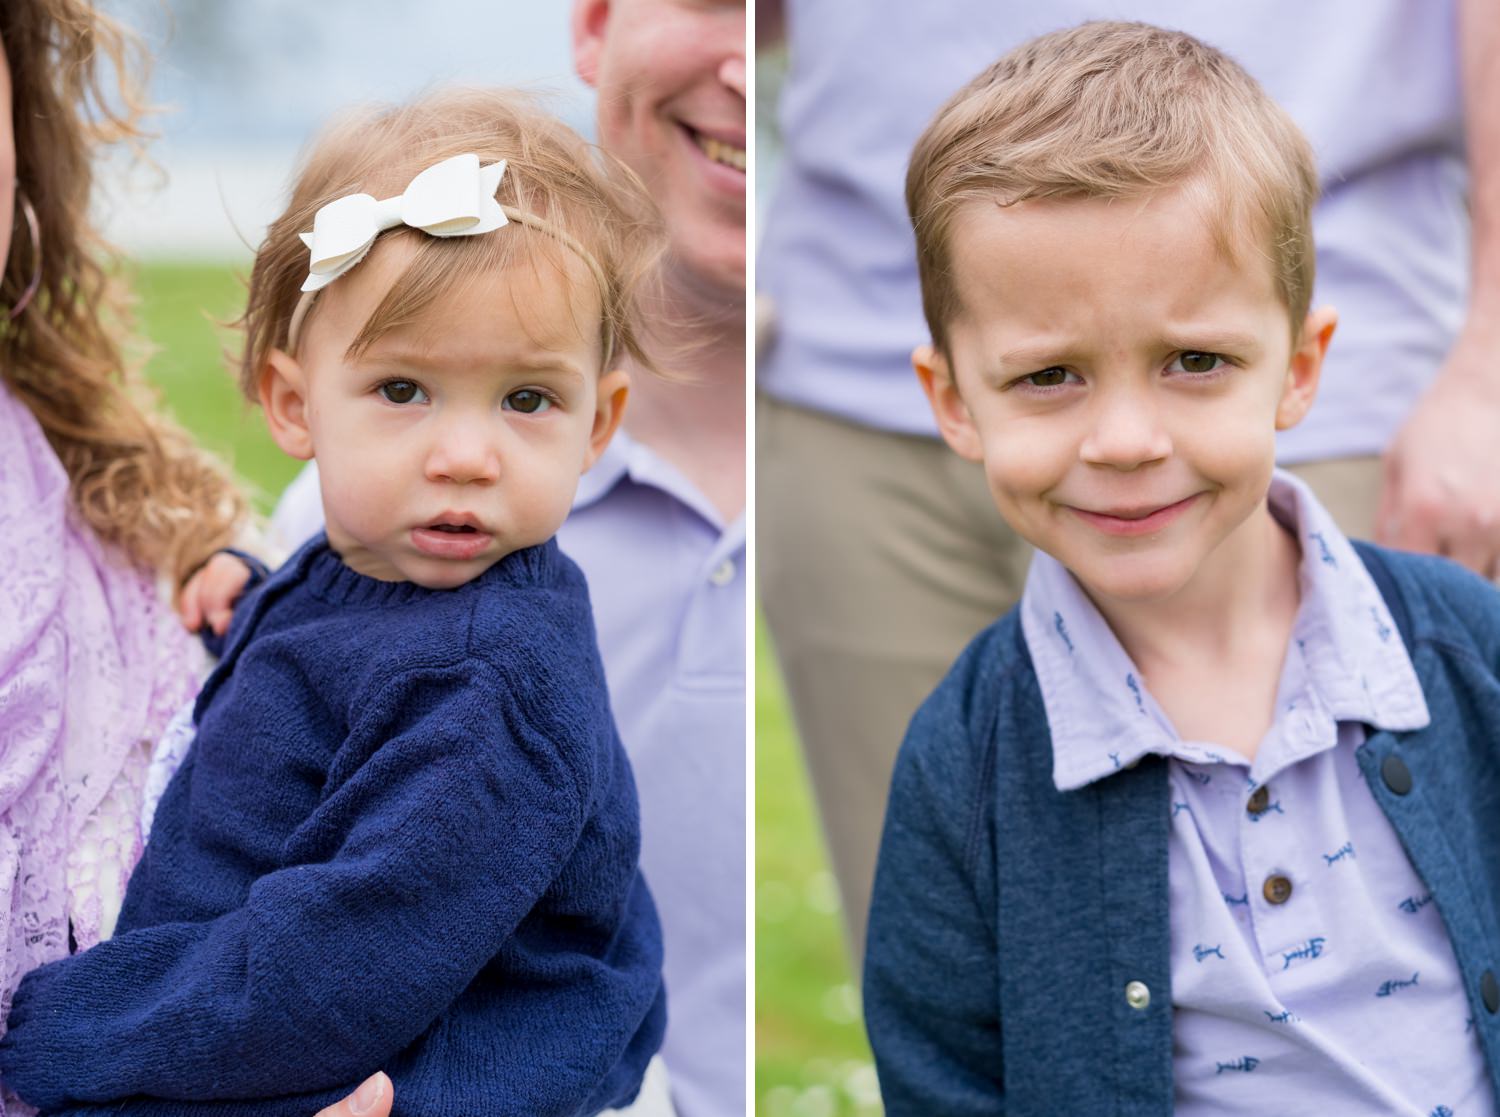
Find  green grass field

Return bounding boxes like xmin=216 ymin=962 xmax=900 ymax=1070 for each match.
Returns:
xmin=755 ymin=627 xmax=882 ymax=1117
xmin=135 ymin=260 xmax=299 ymax=506
xmin=137 ymin=262 xmax=878 ymax=1116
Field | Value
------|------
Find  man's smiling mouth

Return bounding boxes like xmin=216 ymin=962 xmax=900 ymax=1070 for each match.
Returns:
xmin=689 ymin=129 xmax=746 ymax=172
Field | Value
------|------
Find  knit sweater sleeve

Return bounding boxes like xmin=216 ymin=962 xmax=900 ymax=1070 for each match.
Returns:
xmin=863 ymin=630 xmax=1006 ymax=1116
xmin=0 ymin=657 xmax=591 ymax=1108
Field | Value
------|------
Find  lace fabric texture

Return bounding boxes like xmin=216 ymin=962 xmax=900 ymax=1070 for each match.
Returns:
xmin=0 ymin=386 xmax=202 ymax=1114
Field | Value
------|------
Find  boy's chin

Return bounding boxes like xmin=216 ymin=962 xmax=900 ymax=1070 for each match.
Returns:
xmin=1065 ymin=553 xmax=1204 ymax=608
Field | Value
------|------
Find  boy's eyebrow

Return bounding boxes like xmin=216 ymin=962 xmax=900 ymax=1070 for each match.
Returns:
xmin=994 ymin=329 xmax=1265 ymax=369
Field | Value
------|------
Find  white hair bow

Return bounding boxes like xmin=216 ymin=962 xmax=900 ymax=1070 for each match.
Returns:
xmin=298 ymin=153 xmax=509 ymax=292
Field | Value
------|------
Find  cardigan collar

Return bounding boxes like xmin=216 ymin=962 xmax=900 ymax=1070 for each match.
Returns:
xmin=1020 ymin=469 xmax=1430 ymax=792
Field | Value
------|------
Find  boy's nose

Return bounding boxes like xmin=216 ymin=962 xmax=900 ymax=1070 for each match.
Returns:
xmin=1078 ymin=388 xmax=1172 ymax=469
xmin=425 ymin=422 xmax=501 ymax=484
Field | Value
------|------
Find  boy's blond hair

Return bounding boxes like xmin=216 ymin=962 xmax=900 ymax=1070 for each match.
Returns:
xmin=907 ymin=21 xmax=1319 ymax=355
xmin=239 ymin=87 xmax=662 ymax=397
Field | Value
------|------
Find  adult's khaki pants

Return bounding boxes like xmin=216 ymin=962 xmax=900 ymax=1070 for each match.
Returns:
xmin=757 ymin=394 xmax=1381 ymax=964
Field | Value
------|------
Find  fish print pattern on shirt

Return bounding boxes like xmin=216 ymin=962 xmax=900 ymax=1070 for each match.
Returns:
xmin=1193 ymin=944 xmax=1225 ymax=963
xmin=1431 ymin=1106 xmax=1454 ymax=1117
xmin=1223 ymin=891 xmax=1249 ymax=908
xmin=1376 ymin=973 xmax=1420 ymax=997
xmin=1053 ymin=611 xmax=1074 ymax=653
xmin=1183 ymin=768 xmax=1212 ymax=786
xmin=1264 ymin=1009 xmax=1298 ymax=1024
xmin=1282 ymin=937 xmax=1327 ymax=970
xmin=1216 ymin=1056 xmax=1260 ymax=1075
xmin=1126 ymin=672 xmax=1145 ymax=713
xmin=1372 ymin=607 xmax=1393 ymax=643
xmin=1398 ymin=893 xmax=1433 ymax=915
xmin=1248 ymin=800 xmax=1284 ymax=822
xmin=1323 ymin=841 xmax=1355 ymax=866
xmin=1309 ymin=531 xmax=1336 ymax=567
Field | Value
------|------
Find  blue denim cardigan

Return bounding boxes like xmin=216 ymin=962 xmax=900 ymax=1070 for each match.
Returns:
xmin=864 ymin=543 xmax=1500 ymax=1114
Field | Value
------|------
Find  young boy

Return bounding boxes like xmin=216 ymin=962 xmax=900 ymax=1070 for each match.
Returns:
xmin=864 ymin=22 xmax=1500 ymax=1114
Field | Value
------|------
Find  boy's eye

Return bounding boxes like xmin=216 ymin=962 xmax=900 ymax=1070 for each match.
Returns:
xmin=1171 ymin=352 xmax=1225 ymax=374
xmin=504 ymin=390 xmax=552 ymax=414
xmin=1024 ymin=367 xmax=1072 ymax=388
xmin=378 ymin=380 xmax=428 ymax=405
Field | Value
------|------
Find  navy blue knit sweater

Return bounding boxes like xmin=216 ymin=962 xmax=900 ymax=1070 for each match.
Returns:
xmin=0 ymin=537 xmax=666 ymax=1116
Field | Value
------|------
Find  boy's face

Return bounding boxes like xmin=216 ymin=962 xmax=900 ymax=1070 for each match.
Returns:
xmin=263 ymin=239 xmax=627 ymax=589
xmin=916 ymin=184 xmax=1333 ymax=606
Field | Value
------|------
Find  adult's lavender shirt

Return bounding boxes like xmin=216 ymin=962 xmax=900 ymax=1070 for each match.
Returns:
xmin=759 ymin=0 xmax=1467 ymax=463
xmin=272 ymin=434 xmax=746 ymax=1117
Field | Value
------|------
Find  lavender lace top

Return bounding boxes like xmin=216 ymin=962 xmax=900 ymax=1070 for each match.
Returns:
xmin=0 ymin=385 xmax=203 ymax=1115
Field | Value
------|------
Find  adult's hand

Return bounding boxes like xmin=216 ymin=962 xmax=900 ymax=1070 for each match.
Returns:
xmin=313 ymin=1072 xmax=392 ymax=1117
xmin=1378 ymin=322 xmax=1500 ymax=575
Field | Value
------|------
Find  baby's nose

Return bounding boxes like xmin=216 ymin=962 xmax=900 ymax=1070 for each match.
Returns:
xmin=426 ymin=421 xmax=500 ymax=484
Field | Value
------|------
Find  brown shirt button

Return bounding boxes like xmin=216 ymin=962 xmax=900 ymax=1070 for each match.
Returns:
xmin=1263 ymin=874 xmax=1294 ymax=905
xmin=1247 ymin=785 xmax=1271 ymax=815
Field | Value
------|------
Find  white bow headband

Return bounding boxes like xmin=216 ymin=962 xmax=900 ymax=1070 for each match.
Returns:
xmin=286 ymin=152 xmax=613 ymax=358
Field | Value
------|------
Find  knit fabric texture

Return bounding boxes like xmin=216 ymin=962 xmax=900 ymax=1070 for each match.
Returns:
xmin=0 ymin=535 xmax=666 ymax=1116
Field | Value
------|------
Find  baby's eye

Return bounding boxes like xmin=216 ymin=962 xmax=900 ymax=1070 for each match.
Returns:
xmin=504 ymin=389 xmax=553 ymax=414
xmin=1023 ymin=367 xmax=1073 ymax=388
xmin=1169 ymin=352 xmax=1226 ymax=374
xmin=378 ymin=379 xmax=428 ymax=405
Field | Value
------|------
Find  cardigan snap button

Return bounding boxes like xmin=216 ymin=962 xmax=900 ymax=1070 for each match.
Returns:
xmin=1125 ymin=981 xmax=1150 ymax=1010
xmin=1483 ymin=970 xmax=1500 ymax=1015
xmin=1381 ymin=755 xmax=1413 ymax=795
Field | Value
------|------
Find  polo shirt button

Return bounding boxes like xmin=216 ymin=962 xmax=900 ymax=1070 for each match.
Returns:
xmin=1482 ymin=970 xmax=1500 ymax=1015
xmin=709 ymin=559 xmax=736 ymax=587
xmin=1381 ymin=755 xmax=1413 ymax=795
xmin=1125 ymin=981 xmax=1150 ymax=1010
xmin=1263 ymin=874 xmax=1293 ymax=905
xmin=1247 ymin=785 xmax=1271 ymax=815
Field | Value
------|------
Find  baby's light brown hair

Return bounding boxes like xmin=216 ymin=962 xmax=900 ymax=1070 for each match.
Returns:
xmin=238 ymin=87 xmax=662 ymax=398
xmin=907 ymin=21 xmax=1320 ymax=356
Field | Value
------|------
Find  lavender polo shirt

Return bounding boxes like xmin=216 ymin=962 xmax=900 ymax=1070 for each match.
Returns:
xmin=759 ymin=0 xmax=1467 ymax=463
xmin=1019 ymin=472 xmax=1494 ymax=1114
xmin=271 ymin=440 xmax=746 ymax=1117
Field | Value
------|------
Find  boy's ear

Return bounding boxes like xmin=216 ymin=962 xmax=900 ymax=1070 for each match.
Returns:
xmin=259 ymin=349 xmax=315 ymax=461
xmin=1276 ymin=306 xmax=1337 ymax=431
xmin=913 ymin=344 xmax=983 ymax=462
xmin=583 ymin=368 xmax=630 ymax=471
xmin=571 ymin=0 xmax=611 ymax=88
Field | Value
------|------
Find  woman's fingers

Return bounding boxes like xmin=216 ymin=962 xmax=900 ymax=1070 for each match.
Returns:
xmin=313 ymin=1072 xmax=392 ymax=1117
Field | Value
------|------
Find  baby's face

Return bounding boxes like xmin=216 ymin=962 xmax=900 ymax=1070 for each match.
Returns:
xmin=290 ymin=240 xmax=623 ymax=588
xmin=918 ymin=183 xmax=1330 ymax=606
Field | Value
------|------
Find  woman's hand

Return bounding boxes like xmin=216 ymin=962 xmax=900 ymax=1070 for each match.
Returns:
xmin=176 ymin=552 xmax=253 ymax=636
xmin=314 ymin=1072 xmax=393 ymax=1117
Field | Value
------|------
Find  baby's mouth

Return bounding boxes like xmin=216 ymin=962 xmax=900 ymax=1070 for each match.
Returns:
xmin=428 ymin=523 xmax=478 ymax=534
xmin=688 ymin=128 xmax=746 ymax=172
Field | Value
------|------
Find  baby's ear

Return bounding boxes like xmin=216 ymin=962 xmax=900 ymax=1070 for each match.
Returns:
xmin=1276 ymin=306 xmax=1337 ymax=432
xmin=913 ymin=344 xmax=983 ymax=462
xmin=583 ymin=368 xmax=630 ymax=471
xmin=260 ymin=349 xmax=315 ymax=461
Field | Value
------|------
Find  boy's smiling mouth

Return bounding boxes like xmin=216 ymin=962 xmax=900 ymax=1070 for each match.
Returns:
xmin=1066 ymin=493 xmax=1202 ymax=536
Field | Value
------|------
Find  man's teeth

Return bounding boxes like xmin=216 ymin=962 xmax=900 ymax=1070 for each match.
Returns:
xmin=695 ymin=134 xmax=746 ymax=172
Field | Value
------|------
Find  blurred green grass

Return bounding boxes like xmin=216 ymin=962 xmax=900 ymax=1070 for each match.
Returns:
xmin=756 ymin=623 xmax=882 ymax=1117
xmin=134 ymin=260 xmax=300 ymax=508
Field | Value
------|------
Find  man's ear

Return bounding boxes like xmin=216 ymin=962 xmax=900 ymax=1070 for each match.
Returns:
xmin=1276 ymin=306 xmax=1337 ymax=431
xmin=571 ymin=0 xmax=611 ymax=88
xmin=914 ymin=344 xmax=983 ymax=461
xmin=583 ymin=368 xmax=630 ymax=470
xmin=260 ymin=349 xmax=315 ymax=461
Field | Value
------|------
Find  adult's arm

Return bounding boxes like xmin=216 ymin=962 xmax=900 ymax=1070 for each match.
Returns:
xmin=1377 ymin=0 xmax=1500 ymax=573
xmin=0 ymin=660 xmax=589 ymax=1109
xmin=862 ymin=678 xmax=1005 ymax=1115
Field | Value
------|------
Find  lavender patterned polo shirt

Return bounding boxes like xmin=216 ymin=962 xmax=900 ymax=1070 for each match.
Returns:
xmin=1020 ymin=471 xmax=1494 ymax=1115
